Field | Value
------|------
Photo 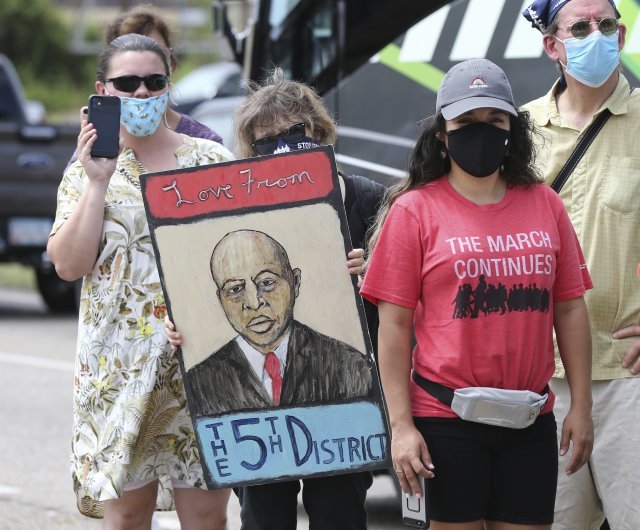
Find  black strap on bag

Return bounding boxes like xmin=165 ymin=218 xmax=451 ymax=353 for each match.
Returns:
xmin=550 ymin=108 xmax=612 ymax=193
xmin=412 ymin=371 xmax=549 ymax=407
xmin=412 ymin=372 xmax=455 ymax=406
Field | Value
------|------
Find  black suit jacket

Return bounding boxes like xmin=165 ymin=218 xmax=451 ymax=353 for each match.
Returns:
xmin=187 ymin=320 xmax=373 ymax=416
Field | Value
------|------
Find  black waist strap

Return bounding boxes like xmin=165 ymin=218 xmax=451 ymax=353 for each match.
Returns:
xmin=412 ymin=371 xmax=455 ymax=406
xmin=412 ymin=371 xmax=549 ymax=407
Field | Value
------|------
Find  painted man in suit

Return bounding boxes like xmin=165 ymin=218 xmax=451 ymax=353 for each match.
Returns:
xmin=187 ymin=229 xmax=373 ymax=416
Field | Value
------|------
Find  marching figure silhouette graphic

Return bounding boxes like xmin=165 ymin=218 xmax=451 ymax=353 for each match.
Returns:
xmin=453 ymin=276 xmax=550 ymax=319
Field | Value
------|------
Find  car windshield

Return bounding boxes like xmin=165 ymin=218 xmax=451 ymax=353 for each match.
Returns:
xmin=171 ymin=62 xmax=242 ymax=103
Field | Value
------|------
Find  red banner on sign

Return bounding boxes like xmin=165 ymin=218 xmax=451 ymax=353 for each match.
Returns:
xmin=143 ymin=149 xmax=335 ymax=220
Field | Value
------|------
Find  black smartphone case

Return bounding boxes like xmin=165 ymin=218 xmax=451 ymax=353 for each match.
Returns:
xmin=88 ymin=95 xmax=121 ymax=158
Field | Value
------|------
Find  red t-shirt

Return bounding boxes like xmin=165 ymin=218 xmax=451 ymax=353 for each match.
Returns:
xmin=361 ymin=178 xmax=592 ymax=418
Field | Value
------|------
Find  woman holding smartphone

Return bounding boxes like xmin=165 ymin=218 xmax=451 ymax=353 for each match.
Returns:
xmin=360 ymin=59 xmax=594 ymax=529
xmin=47 ymin=34 xmax=233 ymax=529
xmin=66 ymin=5 xmax=224 ymax=170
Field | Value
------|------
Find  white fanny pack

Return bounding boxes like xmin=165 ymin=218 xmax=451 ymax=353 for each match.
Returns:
xmin=451 ymin=386 xmax=548 ymax=429
xmin=412 ymin=372 xmax=548 ymax=429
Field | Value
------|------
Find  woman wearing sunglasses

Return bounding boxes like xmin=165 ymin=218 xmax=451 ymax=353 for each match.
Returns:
xmin=361 ymin=58 xmax=594 ymax=529
xmin=165 ymin=67 xmax=386 ymax=529
xmin=103 ymin=3 xmax=224 ymax=144
xmin=65 ymin=4 xmax=223 ymax=169
xmin=47 ymin=34 xmax=234 ymax=530
xmin=230 ymin=67 xmax=385 ymax=360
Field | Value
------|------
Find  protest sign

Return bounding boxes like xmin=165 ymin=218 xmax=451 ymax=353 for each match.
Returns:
xmin=141 ymin=146 xmax=390 ymax=488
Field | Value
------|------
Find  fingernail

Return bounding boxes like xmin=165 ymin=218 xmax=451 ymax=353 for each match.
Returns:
xmin=405 ymin=493 xmax=410 ymax=499
xmin=416 ymin=493 xmax=422 ymax=499
xmin=427 ymin=463 xmax=435 ymax=470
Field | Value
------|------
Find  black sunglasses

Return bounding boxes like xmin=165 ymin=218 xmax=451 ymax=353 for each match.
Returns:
xmin=563 ymin=17 xmax=619 ymax=39
xmin=251 ymin=123 xmax=307 ymax=155
xmin=105 ymin=74 xmax=169 ymax=93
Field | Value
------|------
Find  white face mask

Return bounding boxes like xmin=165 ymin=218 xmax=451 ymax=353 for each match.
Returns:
xmin=555 ymin=30 xmax=620 ymax=88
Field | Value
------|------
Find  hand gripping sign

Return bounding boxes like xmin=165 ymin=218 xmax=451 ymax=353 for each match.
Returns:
xmin=141 ymin=146 xmax=390 ymax=488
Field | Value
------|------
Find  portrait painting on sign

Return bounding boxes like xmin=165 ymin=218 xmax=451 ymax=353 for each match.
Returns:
xmin=141 ymin=146 xmax=390 ymax=488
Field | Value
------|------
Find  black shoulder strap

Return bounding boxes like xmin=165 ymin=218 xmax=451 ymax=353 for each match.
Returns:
xmin=550 ymin=108 xmax=612 ymax=193
xmin=350 ymin=174 xmax=385 ymax=225
xmin=342 ymin=172 xmax=356 ymax=215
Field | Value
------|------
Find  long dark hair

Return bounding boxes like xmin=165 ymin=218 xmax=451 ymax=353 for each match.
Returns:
xmin=366 ymin=109 xmax=542 ymax=256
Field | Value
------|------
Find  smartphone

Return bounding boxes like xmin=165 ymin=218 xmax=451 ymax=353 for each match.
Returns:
xmin=87 ymin=95 xmax=121 ymax=158
xmin=401 ymin=475 xmax=429 ymax=528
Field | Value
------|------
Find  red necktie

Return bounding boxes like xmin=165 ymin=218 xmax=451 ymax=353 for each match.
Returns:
xmin=264 ymin=352 xmax=282 ymax=406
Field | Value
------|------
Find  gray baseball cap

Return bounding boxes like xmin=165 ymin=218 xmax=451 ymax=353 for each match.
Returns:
xmin=436 ymin=58 xmax=518 ymax=120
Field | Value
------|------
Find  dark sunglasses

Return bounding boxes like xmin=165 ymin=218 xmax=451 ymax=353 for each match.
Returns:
xmin=251 ymin=123 xmax=307 ymax=155
xmin=105 ymin=74 xmax=169 ymax=93
xmin=563 ymin=17 xmax=619 ymax=39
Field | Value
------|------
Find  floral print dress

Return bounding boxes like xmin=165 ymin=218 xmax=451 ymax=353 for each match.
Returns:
xmin=51 ymin=136 xmax=234 ymax=517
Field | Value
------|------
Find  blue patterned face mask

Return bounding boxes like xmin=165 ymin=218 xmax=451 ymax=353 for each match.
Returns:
xmin=556 ymin=30 xmax=620 ymax=88
xmin=118 ymin=93 xmax=169 ymax=136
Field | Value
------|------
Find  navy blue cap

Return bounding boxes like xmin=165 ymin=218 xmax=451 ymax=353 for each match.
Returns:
xmin=523 ymin=0 xmax=621 ymax=33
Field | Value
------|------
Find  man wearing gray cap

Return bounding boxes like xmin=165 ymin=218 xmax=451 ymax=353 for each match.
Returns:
xmin=362 ymin=57 xmax=593 ymax=528
xmin=522 ymin=0 xmax=640 ymax=528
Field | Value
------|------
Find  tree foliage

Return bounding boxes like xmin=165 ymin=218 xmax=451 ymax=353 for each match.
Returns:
xmin=0 ymin=0 xmax=219 ymax=117
xmin=0 ymin=0 xmax=73 ymax=77
xmin=0 ymin=0 xmax=95 ymax=114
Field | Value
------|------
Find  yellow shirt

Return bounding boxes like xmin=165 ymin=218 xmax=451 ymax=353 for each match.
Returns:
xmin=523 ymin=75 xmax=640 ymax=380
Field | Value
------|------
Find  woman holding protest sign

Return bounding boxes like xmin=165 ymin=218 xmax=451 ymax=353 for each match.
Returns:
xmin=361 ymin=58 xmax=594 ymax=528
xmin=47 ymin=33 xmax=233 ymax=529
xmin=166 ymin=67 xmax=385 ymax=529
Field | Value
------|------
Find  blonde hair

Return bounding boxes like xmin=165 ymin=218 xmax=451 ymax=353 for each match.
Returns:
xmin=234 ymin=68 xmax=336 ymax=158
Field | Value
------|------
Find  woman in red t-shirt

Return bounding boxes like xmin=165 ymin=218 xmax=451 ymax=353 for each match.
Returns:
xmin=361 ymin=58 xmax=593 ymax=529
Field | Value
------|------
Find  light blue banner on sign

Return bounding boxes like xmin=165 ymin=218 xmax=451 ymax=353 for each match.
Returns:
xmin=196 ymin=400 xmax=388 ymax=485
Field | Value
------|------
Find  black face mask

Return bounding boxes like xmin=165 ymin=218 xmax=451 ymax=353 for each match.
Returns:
xmin=446 ymin=121 xmax=510 ymax=178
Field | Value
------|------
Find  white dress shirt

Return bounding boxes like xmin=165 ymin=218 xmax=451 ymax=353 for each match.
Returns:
xmin=235 ymin=331 xmax=290 ymax=400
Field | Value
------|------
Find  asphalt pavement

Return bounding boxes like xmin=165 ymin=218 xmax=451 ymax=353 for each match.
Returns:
xmin=0 ymin=286 xmax=403 ymax=529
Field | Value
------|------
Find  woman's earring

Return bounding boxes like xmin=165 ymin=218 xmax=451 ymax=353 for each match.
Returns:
xmin=440 ymin=149 xmax=447 ymax=159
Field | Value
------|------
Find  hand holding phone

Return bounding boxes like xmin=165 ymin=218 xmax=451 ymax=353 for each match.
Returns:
xmin=401 ymin=475 xmax=429 ymax=528
xmin=87 ymin=95 xmax=121 ymax=158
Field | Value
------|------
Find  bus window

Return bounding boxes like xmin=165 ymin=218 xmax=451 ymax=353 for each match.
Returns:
xmin=269 ymin=0 xmax=302 ymax=26
xmin=266 ymin=0 xmax=336 ymax=82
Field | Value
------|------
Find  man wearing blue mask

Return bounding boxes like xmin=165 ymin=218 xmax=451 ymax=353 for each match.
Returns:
xmin=523 ymin=1 xmax=640 ymax=529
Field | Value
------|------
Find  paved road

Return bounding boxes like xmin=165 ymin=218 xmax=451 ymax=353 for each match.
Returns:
xmin=0 ymin=287 xmax=403 ymax=529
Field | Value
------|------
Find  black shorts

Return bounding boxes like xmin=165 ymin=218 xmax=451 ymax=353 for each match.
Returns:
xmin=414 ymin=412 xmax=557 ymax=525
